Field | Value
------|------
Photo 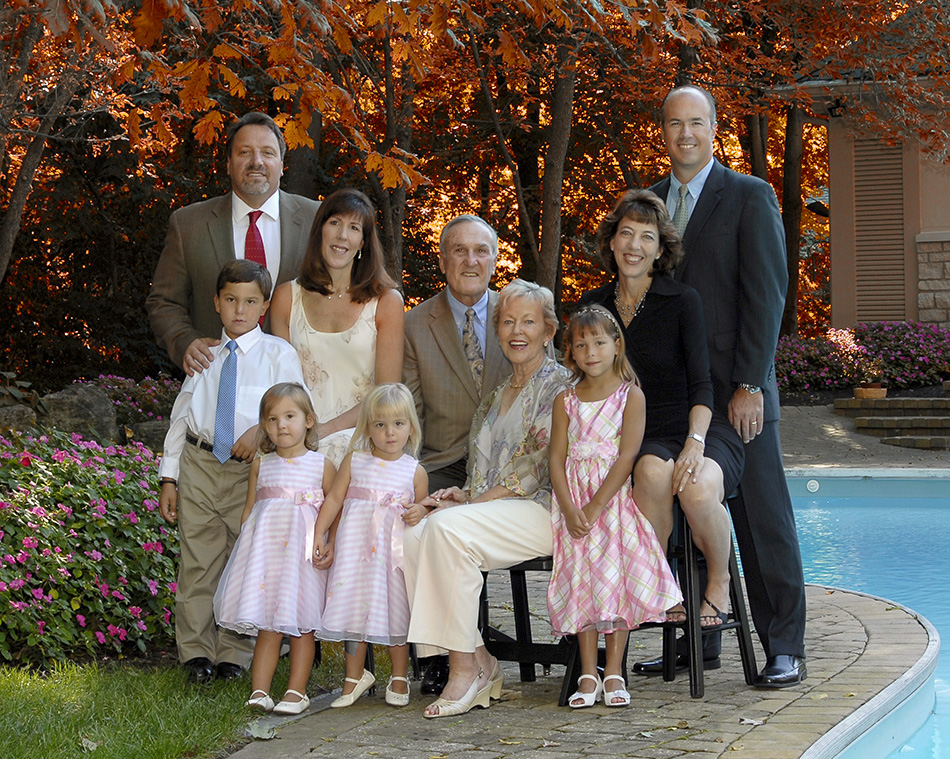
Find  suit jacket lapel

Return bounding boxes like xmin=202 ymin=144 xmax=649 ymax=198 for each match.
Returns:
xmin=430 ymin=291 xmax=481 ymax=405
xmin=208 ymin=195 xmax=234 ymax=272
xmin=278 ymin=191 xmax=308 ymax=282
xmin=680 ymin=161 xmax=725 ymax=275
xmin=481 ymin=291 xmax=508 ymax=397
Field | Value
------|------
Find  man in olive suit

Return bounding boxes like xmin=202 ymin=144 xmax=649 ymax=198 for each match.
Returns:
xmin=147 ymin=112 xmax=319 ymax=375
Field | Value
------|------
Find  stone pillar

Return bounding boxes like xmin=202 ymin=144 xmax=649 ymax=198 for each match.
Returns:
xmin=916 ymin=232 xmax=950 ymax=328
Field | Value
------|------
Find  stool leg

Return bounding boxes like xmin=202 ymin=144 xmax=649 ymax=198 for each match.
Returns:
xmin=559 ymin=636 xmax=581 ymax=706
xmin=729 ymin=545 xmax=758 ymax=685
xmin=510 ymin=569 xmax=536 ymax=682
xmin=363 ymin=644 xmax=377 ymax=695
xmin=683 ymin=521 xmax=704 ymax=698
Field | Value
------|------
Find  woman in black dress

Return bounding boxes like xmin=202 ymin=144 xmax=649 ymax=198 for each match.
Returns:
xmin=579 ymin=189 xmax=743 ymax=627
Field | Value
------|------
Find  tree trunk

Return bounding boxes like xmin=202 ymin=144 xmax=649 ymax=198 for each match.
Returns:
xmin=745 ymin=113 xmax=769 ymax=181
xmin=283 ymin=111 xmax=323 ymax=200
xmin=780 ymin=105 xmax=804 ymax=337
xmin=0 ymin=74 xmax=79 ymax=284
xmin=537 ymin=44 xmax=577 ymax=301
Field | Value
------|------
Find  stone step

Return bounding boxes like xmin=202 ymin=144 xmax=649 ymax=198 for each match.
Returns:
xmin=854 ymin=415 xmax=950 ymax=437
xmin=881 ymin=435 xmax=950 ymax=450
xmin=834 ymin=397 xmax=950 ymax=418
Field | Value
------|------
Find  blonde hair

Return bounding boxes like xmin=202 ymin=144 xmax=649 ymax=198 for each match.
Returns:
xmin=493 ymin=278 xmax=559 ymax=340
xmin=258 ymin=382 xmax=320 ymax=454
xmin=563 ymin=305 xmax=637 ymax=383
xmin=348 ymin=383 xmax=422 ymax=457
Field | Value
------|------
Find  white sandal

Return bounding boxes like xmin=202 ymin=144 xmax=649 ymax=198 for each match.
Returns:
xmin=423 ymin=670 xmax=491 ymax=719
xmin=568 ymin=673 xmax=603 ymax=709
xmin=385 ymin=676 xmax=410 ymax=707
xmin=603 ymin=674 xmax=630 ymax=707
xmin=245 ymin=689 xmax=274 ymax=711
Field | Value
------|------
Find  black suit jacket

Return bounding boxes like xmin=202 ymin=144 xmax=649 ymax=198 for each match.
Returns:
xmin=651 ymin=160 xmax=787 ymax=422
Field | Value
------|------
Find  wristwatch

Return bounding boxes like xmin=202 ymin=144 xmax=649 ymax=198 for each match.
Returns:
xmin=738 ymin=383 xmax=761 ymax=394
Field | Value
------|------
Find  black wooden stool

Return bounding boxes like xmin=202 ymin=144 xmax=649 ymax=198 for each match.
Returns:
xmin=655 ymin=501 xmax=758 ymax=697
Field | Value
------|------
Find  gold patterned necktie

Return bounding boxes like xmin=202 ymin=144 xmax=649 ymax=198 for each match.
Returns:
xmin=672 ymin=183 xmax=690 ymax=235
xmin=462 ymin=308 xmax=484 ymax=392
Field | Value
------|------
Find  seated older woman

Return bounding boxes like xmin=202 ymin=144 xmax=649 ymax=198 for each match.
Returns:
xmin=580 ymin=189 xmax=744 ymax=641
xmin=403 ymin=279 xmax=572 ymax=719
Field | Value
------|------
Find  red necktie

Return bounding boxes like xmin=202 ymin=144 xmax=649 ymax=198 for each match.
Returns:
xmin=244 ymin=210 xmax=266 ymax=266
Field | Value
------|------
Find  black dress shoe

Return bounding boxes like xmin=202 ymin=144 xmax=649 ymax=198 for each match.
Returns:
xmin=215 ymin=662 xmax=244 ymax=680
xmin=632 ymin=654 xmax=721 ymax=676
xmin=420 ymin=656 xmax=449 ymax=695
xmin=183 ymin=657 xmax=214 ymax=683
xmin=754 ymin=655 xmax=806 ymax=688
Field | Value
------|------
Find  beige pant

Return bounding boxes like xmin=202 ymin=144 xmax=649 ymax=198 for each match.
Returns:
xmin=175 ymin=442 xmax=255 ymax=667
xmin=404 ymin=498 xmax=553 ymax=654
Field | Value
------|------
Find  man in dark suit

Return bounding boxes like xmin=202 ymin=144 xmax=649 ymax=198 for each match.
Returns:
xmin=147 ymin=112 xmax=320 ymax=375
xmin=647 ymin=85 xmax=807 ymax=687
xmin=403 ymin=215 xmax=512 ymax=693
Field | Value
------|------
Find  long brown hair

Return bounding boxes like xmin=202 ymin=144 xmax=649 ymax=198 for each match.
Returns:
xmin=298 ymin=188 xmax=396 ymax=302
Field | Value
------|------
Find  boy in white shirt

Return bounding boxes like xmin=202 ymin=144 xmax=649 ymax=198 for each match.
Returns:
xmin=158 ymin=259 xmax=305 ymax=682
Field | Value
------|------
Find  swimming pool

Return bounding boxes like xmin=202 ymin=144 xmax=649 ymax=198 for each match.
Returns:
xmin=788 ymin=471 xmax=950 ymax=758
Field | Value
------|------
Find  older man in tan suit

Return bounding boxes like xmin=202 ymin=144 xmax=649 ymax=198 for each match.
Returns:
xmin=404 ymin=215 xmax=511 ymax=490
xmin=147 ymin=112 xmax=320 ymax=375
xmin=403 ymin=214 xmax=511 ymax=692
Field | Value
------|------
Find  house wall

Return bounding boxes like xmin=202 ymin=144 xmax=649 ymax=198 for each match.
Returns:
xmin=828 ymin=117 xmax=950 ymax=329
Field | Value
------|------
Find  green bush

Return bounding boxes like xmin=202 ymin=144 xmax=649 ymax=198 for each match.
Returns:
xmin=0 ymin=430 xmax=177 ymax=668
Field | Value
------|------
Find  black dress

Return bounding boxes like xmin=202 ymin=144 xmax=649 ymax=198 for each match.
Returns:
xmin=579 ymin=275 xmax=744 ymax=493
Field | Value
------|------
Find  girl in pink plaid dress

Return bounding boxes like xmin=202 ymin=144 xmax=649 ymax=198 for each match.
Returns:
xmin=547 ymin=306 xmax=680 ymax=709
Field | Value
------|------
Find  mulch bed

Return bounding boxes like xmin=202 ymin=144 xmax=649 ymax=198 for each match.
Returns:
xmin=780 ymin=384 xmax=946 ymax=407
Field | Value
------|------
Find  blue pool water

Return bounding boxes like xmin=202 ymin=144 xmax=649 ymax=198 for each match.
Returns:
xmin=789 ymin=474 xmax=950 ymax=758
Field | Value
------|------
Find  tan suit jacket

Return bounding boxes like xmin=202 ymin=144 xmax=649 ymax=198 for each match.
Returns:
xmin=404 ymin=290 xmax=511 ymax=472
xmin=147 ymin=190 xmax=320 ymax=367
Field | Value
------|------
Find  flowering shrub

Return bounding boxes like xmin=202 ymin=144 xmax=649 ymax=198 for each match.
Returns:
xmin=854 ymin=322 xmax=950 ymax=389
xmin=75 ymin=375 xmax=180 ymax=425
xmin=0 ymin=430 xmax=177 ymax=667
xmin=775 ymin=333 xmax=854 ymax=392
xmin=776 ymin=321 xmax=950 ymax=393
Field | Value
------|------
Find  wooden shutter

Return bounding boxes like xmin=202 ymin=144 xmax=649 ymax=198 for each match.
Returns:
xmin=853 ymin=140 xmax=905 ymax=320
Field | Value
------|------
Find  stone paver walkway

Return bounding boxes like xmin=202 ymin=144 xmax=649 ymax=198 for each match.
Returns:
xmin=228 ymin=405 xmax=944 ymax=758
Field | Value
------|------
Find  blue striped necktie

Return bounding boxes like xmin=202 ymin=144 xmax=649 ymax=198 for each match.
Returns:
xmin=212 ymin=340 xmax=238 ymax=463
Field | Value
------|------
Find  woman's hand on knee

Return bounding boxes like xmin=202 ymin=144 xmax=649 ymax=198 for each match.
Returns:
xmin=672 ymin=447 xmax=705 ymax=494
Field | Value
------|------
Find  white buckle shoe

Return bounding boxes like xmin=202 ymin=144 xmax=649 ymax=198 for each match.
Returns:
xmin=246 ymin=689 xmax=275 ymax=711
xmin=385 ymin=676 xmax=410 ymax=706
xmin=330 ymin=669 xmax=375 ymax=708
xmin=273 ymin=689 xmax=310 ymax=715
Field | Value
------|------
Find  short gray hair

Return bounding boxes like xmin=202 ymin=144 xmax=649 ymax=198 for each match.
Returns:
xmin=493 ymin=278 xmax=558 ymax=339
xmin=439 ymin=215 xmax=498 ymax=257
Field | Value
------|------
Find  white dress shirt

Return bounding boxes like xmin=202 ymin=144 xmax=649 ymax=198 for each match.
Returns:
xmin=231 ymin=191 xmax=282 ymax=295
xmin=159 ymin=326 xmax=305 ymax=480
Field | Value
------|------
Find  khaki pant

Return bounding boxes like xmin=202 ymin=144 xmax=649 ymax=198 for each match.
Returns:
xmin=404 ymin=498 xmax=553 ymax=655
xmin=174 ymin=442 xmax=255 ymax=667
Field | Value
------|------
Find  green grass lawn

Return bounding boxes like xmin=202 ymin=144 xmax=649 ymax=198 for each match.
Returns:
xmin=0 ymin=643 xmax=362 ymax=759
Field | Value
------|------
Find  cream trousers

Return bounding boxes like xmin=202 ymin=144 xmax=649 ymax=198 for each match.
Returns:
xmin=404 ymin=498 xmax=553 ymax=654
